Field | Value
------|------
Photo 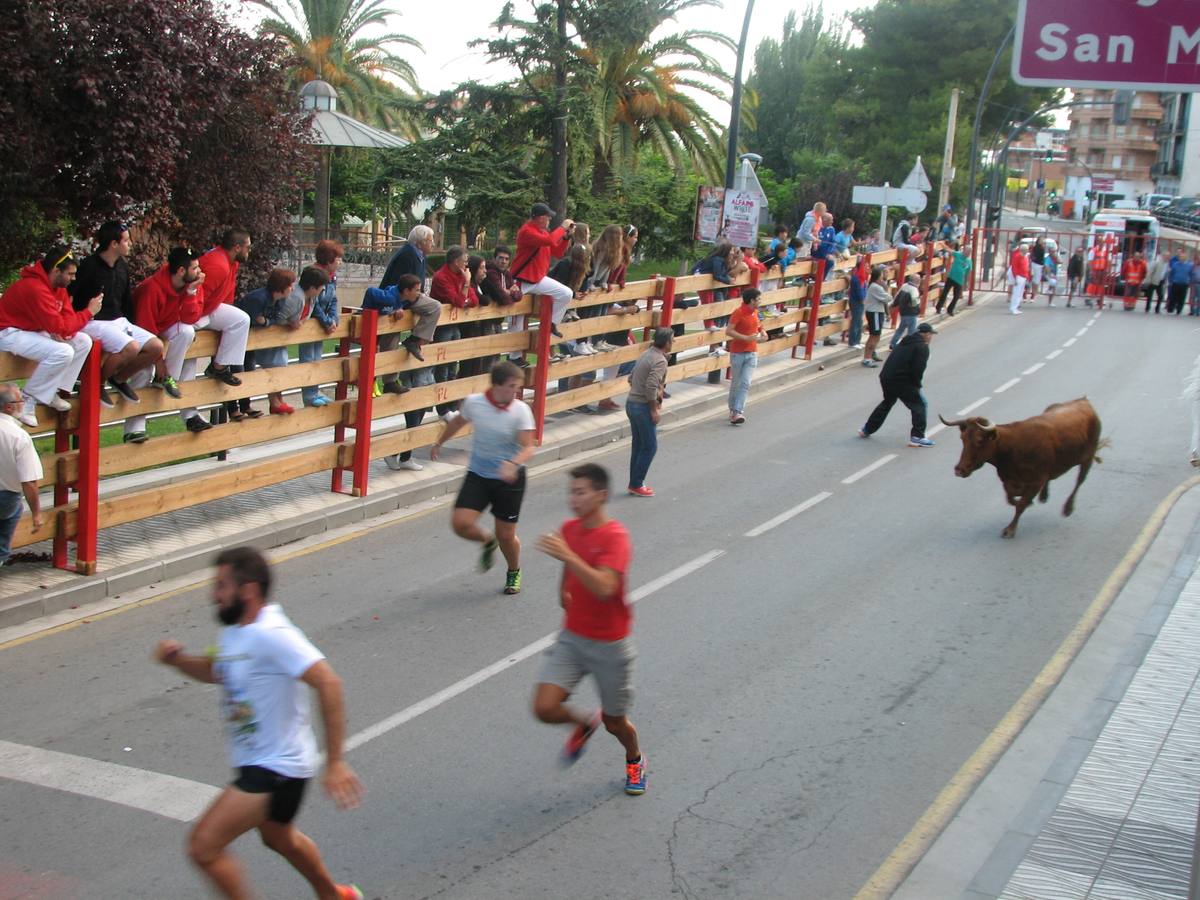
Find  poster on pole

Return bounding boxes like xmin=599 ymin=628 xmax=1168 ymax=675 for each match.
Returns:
xmin=693 ymin=186 xmax=726 ymax=243
xmin=721 ymin=189 xmax=762 ymax=248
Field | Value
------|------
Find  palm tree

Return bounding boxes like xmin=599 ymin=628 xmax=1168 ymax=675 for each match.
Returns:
xmin=250 ymin=0 xmax=423 ymax=135
xmin=577 ymin=0 xmax=735 ymax=193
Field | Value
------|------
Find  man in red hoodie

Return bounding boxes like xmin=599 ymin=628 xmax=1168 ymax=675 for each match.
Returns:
xmin=195 ymin=229 xmax=252 ymax=387
xmin=127 ymin=248 xmax=212 ymax=440
xmin=511 ymin=202 xmax=575 ymax=338
xmin=0 ymin=247 xmax=102 ymax=427
xmin=1009 ymin=242 xmax=1030 ymax=316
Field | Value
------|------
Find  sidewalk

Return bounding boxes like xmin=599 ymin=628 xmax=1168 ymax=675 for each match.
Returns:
xmin=3 ymin=295 xmax=990 ymax=628
xmin=895 ymin=479 xmax=1200 ymax=900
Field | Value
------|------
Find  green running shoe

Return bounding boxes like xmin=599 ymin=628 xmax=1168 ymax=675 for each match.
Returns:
xmin=503 ymin=568 xmax=522 ymax=595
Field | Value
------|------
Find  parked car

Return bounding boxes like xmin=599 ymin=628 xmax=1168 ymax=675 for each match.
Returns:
xmin=1160 ymin=197 xmax=1200 ymax=230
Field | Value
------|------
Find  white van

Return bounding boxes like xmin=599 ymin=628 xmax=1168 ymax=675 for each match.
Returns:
xmin=1141 ymin=193 xmax=1173 ymax=211
xmin=1088 ymin=209 xmax=1160 ymax=259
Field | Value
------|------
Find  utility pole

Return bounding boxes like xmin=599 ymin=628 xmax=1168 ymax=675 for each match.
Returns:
xmin=937 ymin=88 xmax=960 ymax=213
xmin=724 ymin=0 xmax=756 ymax=189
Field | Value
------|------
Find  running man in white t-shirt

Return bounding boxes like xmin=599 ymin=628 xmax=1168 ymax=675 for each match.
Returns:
xmin=155 ymin=546 xmax=365 ymax=900
xmin=431 ymin=360 xmax=537 ymax=595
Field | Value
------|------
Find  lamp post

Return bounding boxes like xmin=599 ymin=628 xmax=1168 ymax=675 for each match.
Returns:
xmin=725 ymin=0 xmax=756 ymax=189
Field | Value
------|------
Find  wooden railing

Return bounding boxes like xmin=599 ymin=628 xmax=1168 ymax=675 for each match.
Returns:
xmin=1 ymin=243 xmax=946 ymax=575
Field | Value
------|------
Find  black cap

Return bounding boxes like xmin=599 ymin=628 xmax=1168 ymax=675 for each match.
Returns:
xmin=530 ymin=202 xmax=554 ymax=218
xmin=917 ymin=322 xmax=937 ymax=334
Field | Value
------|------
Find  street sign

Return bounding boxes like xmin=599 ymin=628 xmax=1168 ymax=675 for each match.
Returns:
xmin=693 ymin=186 xmax=725 ymax=243
xmin=1014 ymin=0 xmax=1200 ymax=92
xmin=1092 ymin=176 xmax=1115 ymax=191
xmin=852 ymin=184 xmax=928 ymax=212
xmin=902 ymin=157 xmax=933 ymax=192
xmin=1035 ymin=130 xmax=1053 ymax=150
xmin=721 ymin=190 xmax=762 ymax=248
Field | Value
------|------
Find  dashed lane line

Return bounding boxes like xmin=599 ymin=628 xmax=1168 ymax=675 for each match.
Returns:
xmin=957 ymin=398 xmax=989 ymax=416
xmin=926 ymin=423 xmax=947 ymax=438
xmin=995 ymin=378 xmax=1020 ymax=394
xmin=842 ymin=455 xmax=898 ymax=485
xmin=1063 ymin=337 xmax=1077 ymax=348
xmin=744 ymin=492 xmax=833 ymax=538
xmin=1075 ymin=328 xmax=1088 ymax=337
xmin=1022 ymin=363 xmax=1045 ymax=376
xmin=1046 ymin=349 xmax=1064 ymax=360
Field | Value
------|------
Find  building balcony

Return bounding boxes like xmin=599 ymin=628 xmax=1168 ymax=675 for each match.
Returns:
xmin=1151 ymin=160 xmax=1183 ymax=178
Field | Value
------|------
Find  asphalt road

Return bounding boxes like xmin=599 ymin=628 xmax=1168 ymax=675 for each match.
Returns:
xmin=1 ymin=295 xmax=1196 ymax=900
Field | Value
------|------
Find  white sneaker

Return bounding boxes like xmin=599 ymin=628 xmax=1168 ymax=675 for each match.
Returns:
xmin=1011 ymin=309 xmax=1023 ymax=315
xmin=383 ymin=454 xmax=402 ymax=470
xmin=441 ymin=411 xmax=456 ymax=423
xmin=581 ymin=342 xmax=597 ymax=355
xmin=1047 ymin=300 xmax=1055 ymax=307
xmin=398 ymin=459 xmax=424 ymax=471
xmin=849 ymin=343 xmax=863 ymax=350
xmin=16 ymin=397 xmax=38 ymax=428
xmin=709 ymin=347 xmax=728 ymax=357
xmin=47 ymin=395 xmax=72 ymax=412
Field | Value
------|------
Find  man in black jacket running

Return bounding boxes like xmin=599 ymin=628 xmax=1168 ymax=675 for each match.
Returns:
xmin=858 ymin=322 xmax=936 ymax=447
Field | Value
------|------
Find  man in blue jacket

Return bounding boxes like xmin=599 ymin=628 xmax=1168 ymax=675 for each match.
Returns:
xmin=1167 ymin=251 xmax=1193 ymax=316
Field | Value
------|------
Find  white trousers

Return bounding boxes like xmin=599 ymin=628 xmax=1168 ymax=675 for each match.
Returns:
xmin=124 ymin=321 xmax=200 ymax=434
xmin=1029 ymin=263 xmax=1043 ymax=292
xmin=82 ymin=318 xmax=155 ymax=354
xmin=194 ymin=304 xmax=250 ymax=367
xmin=1009 ymin=276 xmax=1027 ymax=312
xmin=521 ymin=276 xmax=574 ymax=324
xmin=0 ymin=328 xmax=92 ymax=404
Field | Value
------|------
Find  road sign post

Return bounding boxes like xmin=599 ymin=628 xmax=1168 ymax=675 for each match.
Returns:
xmin=852 ymin=181 xmax=928 ymax=245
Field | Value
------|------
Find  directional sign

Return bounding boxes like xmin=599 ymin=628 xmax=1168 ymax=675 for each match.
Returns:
xmin=902 ymin=157 xmax=933 ymax=192
xmin=852 ymin=184 xmax=928 ymax=214
xmin=1014 ymin=0 xmax=1200 ymax=92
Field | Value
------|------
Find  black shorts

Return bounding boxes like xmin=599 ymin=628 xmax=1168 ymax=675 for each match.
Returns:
xmin=455 ymin=469 xmax=526 ymax=523
xmin=866 ymin=311 xmax=885 ymax=336
xmin=233 ymin=765 xmax=309 ymax=824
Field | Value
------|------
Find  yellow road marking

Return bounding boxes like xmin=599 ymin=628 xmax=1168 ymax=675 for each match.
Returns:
xmin=854 ymin=473 xmax=1200 ymax=900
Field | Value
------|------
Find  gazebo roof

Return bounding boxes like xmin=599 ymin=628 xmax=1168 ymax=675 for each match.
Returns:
xmin=300 ymin=79 xmax=409 ymax=150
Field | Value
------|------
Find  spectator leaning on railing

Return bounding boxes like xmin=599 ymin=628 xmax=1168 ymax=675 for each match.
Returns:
xmin=377 ymin=225 xmax=436 ymax=388
xmin=429 ymin=245 xmax=476 ymax=419
xmin=0 ymin=382 xmax=43 ymax=564
xmin=297 ymin=239 xmax=341 ymax=408
xmin=228 ymin=267 xmax=297 ymax=420
xmin=0 ymin=246 xmax=100 ymax=428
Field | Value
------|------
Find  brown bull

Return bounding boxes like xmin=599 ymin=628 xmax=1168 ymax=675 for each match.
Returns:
xmin=940 ymin=397 xmax=1105 ymax=538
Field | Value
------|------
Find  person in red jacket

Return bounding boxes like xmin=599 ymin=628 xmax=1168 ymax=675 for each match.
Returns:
xmin=511 ymin=202 xmax=576 ymax=337
xmin=0 ymin=247 xmax=102 ymax=427
xmin=1121 ymin=251 xmax=1147 ymax=309
xmin=429 ymin=246 xmax=478 ymax=419
xmin=195 ymin=229 xmax=252 ymax=387
xmin=126 ymin=248 xmax=211 ymax=441
xmin=1009 ymin=243 xmax=1030 ymax=315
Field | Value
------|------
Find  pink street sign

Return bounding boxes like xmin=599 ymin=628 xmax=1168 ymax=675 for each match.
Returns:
xmin=1014 ymin=0 xmax=1200 ymax=91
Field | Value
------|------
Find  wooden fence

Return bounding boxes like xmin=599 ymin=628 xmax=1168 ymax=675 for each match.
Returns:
xmin=1 ymin=243 xmax=946 ymax=574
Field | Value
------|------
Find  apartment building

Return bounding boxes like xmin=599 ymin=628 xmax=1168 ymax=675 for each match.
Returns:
xmin=1153 ymin=93 xmax=1200 ymax=199
xmin=1063 ymin=89 xmax=1163 ymax=217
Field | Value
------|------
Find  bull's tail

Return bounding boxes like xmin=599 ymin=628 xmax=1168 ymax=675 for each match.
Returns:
xmin=1093 ymin=437 xmax=1111 ymax=465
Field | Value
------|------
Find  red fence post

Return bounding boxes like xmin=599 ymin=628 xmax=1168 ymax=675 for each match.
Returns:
xmin=330 ymin=329 xmax=352 ymax=494
xmin=658 ymin=277 xmax=676 ymax=328
xmin=72 ymin=343 xmax=101 ymax=574
xmin=968 ymin=227 xmax=980 ymax=307
xmin=530 ymin=295 xmax=553 ymax=444
xmin=350 ymin=309 xmax=378 ymax=497
xmin=919 ymin=243 xmax=934 ymax=316
xmin=51 ymin=411 xmax=70 ymax=571
xmin=804 ymin=259 xmax=826 ymax=361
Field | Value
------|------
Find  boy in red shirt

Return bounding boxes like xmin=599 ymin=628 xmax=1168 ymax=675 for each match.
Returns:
xmin=534 ymin=463 xmax=646 ymax=795
xmin=725 ymin=288 xmax=767 ymax=425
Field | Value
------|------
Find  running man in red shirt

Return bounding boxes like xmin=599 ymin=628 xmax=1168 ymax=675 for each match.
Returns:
xmin=533 ymin=463 xmax=646 ymax=795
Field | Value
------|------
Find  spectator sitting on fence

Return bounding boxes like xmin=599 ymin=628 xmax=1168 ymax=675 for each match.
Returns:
xmin=512 ymin=203 xmax=575 ymax=338
xmin=195 ymin=229 xmax=253 ymax=388
xmin=812 ymin=212 xmax=839 ymax=273
xmin=0 ymin=247 xmax=100 ymax=428
xmin=377 ymin=273 xmax=441 ymax=473
xmin=476 ymin=249 xmax=515 ymax=351
xmin=226 ymin=267 xmax=294 ymax=421
xmin=70 ymin=221 xmax=166 ymax=408
xmin=864 ymin=229 xmax=884 ymax=253
xmin=294 ymin=239 xmax=341 ymax=408
xmin=585 ymin=225 xmax=630 ymax=352
xmin=430 ymin=246 xmax=477 ymax=420
xmin=834 ymin=218 xmax=858 ymax=264
xmin=0 ymin=382 xmax=42 ymax=563
xmin=128 ymin=248 xmax=212 ymax=438
xmin=548 ymin=244 xmax=594 ymax=360
xmin=363 ymin=278 xmax=440 ymax=380
xmin=796 ymin=201 xmax=827 ymax=258
xmin=890 ymin=274 xmax=922 ymax=350
xmin=892 ymin=213 xmax=917 ymax=251
xmin=767 ymin=225 xmax=789 ymax=258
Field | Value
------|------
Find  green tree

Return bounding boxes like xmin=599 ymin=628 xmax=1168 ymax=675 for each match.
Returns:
xmin=250 ymin=0 xmax=423 ymax=135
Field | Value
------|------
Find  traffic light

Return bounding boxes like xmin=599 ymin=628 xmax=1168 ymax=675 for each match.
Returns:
xmin=1045 ymin=150 xmax=1054 ymax=162
xmin=1049 ymin=188 xmax=1058 ymax=199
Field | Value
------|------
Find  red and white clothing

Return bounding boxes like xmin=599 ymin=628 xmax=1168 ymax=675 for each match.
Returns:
xmin=1009 ymin=250 xmax=1029 ymax=314
xmin=512 ymin=221 xmax=574 ymax=324
xmin=561 ymin=517 xmax=633 ymax=642
xmin=197 ymin=248 xmax=240 ymax=315
xmin=0 ymin=265 xmax=94 ymax=404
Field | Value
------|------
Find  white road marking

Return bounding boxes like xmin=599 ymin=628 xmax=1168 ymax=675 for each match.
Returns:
xmin=1046 ymin=349 xmax=1063 ymax=360
xmin=1022 ymin=363 xmax=1045 ymax=376
xmin=1091 ymin=313 xmax=1101 ymax=323
xmin=344 ymin=549 xmax=725 ymax=752
xmin=994 ymin=378 xmax=1020 ymax=394
xmin=1075 ymin=328 xmax=1088 ymax=337
xmin=927 ymin=422 xmax=947 ymax=438
xmin=744 ymin=492 xmax=833 ymax=538
xmin=1063 ymin=337 xmax=1077 ymax=348
xmin=957 ymin=398 xmax=989 ymax=416
xmin=0 ymin=740 xmax=219 ymax=822
xmin=3 ymin=551 xmax=730 ymax=815
xmin=842 ymin=455 xmax=897 ymax=485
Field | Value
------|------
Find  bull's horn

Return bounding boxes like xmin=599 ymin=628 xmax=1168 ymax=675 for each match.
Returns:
xmin=938 ymin=414 xmax=967 ymax=427
xmin=977 ymin=419 xmax=997 ymax=432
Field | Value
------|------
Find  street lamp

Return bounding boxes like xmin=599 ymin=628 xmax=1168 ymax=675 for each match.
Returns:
xmin=725 ymin=0 xmax=756 ymax=189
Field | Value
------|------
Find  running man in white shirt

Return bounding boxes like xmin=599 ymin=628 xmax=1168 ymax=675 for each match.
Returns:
xmin=430 ymin=360 xmax=537 ymax=595
xmin=154 ymin=546 xmax=365 ymax=900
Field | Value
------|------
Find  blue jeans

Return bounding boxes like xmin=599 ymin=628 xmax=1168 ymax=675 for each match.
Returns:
xmin=847 ymin=298 xmax=864 ymax=346
xmin=298 ymin=340 xmax=324 ymax=405
xmin=626 ymin=400 xmax=657 ymax=489
xmin=0 ymin=490 xmax=23 ymax=566
xmin=728 ymin=352 xmax=757 ymax=414
xmin=891 ymin=315 xmax=918 ymax=349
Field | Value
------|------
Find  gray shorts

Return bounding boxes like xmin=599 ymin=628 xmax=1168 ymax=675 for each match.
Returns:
xmin=537 ymin=630 xmax=636 ymax=717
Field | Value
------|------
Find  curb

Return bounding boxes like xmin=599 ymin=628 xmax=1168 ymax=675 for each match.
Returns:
xmin=0 ymin=296 xmax=990 ymax=630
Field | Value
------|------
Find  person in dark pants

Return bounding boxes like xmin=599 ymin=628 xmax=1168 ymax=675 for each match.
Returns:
xmin=626 ymin=327 xmax=672 ymax=497
xmin=858 ymin=322 xmax=936 ymax=448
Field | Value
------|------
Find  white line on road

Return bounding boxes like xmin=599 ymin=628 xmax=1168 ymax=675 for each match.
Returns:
xmin=0 ymin=739 xmax=219 ymax=823
xmin=927 ymin=423 xmax=947 ymax=438
xmin=1063 ymin=337 xmax=1077 ymax=348
xmin=842 ymin=455 xmax=897 ymax=485
xmin=1022 ymin=363 xmax=1045 ymax=376
xmin=744 ymin=492 xmax=833 ymax=538
xmin=1046 ymin=349 xmax=1063 ymax=360
xmin=1075 ymin=328 xmax=1088 ymax=337
xmin=994 ymin=378 xmax=1020 ymax=394
xmin=345 ymin=549 xmax=725 ymax=753
xmin=957 ymin=398 xmax=989 ymax=416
